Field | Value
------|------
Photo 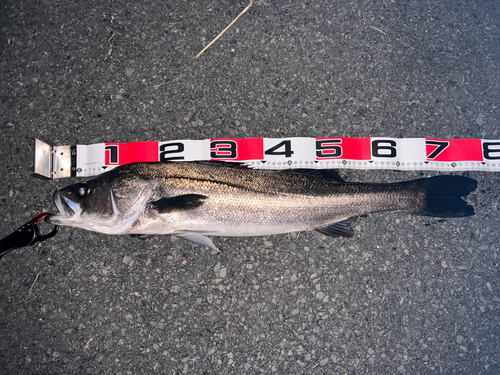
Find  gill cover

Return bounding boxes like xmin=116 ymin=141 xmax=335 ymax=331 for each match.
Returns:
xmin=48 ymin=168 xmax=153 ymax=234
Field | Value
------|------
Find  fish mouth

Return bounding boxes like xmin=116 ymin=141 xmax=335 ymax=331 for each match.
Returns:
xmin=46 ymin=191 xmax=78 ymax=224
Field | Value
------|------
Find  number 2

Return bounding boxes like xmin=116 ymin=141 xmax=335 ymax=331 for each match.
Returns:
xmin=159 ymin=142 xmax=185 ymax=161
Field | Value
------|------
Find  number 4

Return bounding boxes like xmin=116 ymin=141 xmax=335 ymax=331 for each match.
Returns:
xmin=264 ymin=140 xmax=294 ymax=158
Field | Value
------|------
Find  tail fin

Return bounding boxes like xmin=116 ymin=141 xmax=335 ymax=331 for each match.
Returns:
xmin=405 ymin=176 xmax=477 ymax=217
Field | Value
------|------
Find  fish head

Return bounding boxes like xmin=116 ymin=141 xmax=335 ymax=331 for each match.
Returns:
xmin=47 ymin=168 xmax=153 ymax=234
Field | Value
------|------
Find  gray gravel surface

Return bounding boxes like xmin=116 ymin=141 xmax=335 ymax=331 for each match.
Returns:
xmin=1 ymin=0 xmax=500 ymax=374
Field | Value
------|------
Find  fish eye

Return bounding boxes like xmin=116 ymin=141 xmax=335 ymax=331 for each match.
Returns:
xmin=74 ymin=184 xmax=90 ymax=198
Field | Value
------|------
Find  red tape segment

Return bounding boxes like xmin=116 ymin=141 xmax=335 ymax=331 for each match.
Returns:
xmin=425 ymin=139 xmax=483 ymax=162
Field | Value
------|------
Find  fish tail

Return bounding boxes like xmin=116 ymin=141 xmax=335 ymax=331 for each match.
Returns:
xmin=404 ymin=176 xmax=477 ymax=217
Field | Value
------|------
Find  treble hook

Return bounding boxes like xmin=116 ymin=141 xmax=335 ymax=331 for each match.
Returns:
xmin=0 ymin=213 xmax=59 ymax=259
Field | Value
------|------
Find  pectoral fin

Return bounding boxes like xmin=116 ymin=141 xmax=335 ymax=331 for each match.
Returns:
xmin=150 ymin=194 xmax=207 ymax=214
xmin=316 ymin=217 xmax=357 ymax=238
xmin=176 ymin=234 xmax=219 ymax=251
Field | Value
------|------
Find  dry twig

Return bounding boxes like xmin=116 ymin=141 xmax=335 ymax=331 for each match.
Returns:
xmin=26 ymin=272 xmax=40 ymax=301
xmin=369 ymin=25 xmax=387 ymax=35
xmin=196 ymin=0 xmax=253 ymax=58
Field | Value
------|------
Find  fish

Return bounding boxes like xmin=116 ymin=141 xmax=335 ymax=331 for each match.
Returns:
xmin=46 ymin=162 xmax=477 ymax=250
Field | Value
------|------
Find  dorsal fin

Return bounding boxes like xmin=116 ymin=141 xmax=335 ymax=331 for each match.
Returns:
xmin=190 ymin=162 xmax=345 ymax=181
xmin=193 ymin=161 xmax=248 ymax=168
xmin=281 ymin=169 xmax=345 ymax=182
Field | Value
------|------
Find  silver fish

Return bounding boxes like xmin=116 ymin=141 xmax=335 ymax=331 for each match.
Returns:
xmin=47 ymin=162 xmax=477 ymax=249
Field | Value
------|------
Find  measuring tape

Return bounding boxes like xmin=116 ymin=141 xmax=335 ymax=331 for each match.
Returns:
xmin=33 ymin=137 xmax=500 ymax=179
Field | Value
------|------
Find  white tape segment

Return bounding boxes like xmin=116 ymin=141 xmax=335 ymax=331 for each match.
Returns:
xmin=33 ymin=137 xmax=500 ymax=179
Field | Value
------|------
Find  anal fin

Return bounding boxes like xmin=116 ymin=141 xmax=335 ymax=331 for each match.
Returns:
xmin=316 ymin=217 xmax=357 ymax=238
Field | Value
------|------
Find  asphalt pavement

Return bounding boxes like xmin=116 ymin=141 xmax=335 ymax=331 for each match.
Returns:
xmin=1 ymin=0 xmax=499 ymax=373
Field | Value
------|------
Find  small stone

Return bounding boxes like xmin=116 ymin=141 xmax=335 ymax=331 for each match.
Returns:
xmin=319 ymin=357 xmax=329 ymax=366
xmin=486 ymin=282 xmax=492 ymax=291
xmin=171 ymin=285 xmax=180 ymax=294
xmin=207 ymin=347 xmax=216 ymax=355
xmin=122 ymin=256 xmax=134 ymax=266
xmin=219 ymin=267 xmax=227 ymax=278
